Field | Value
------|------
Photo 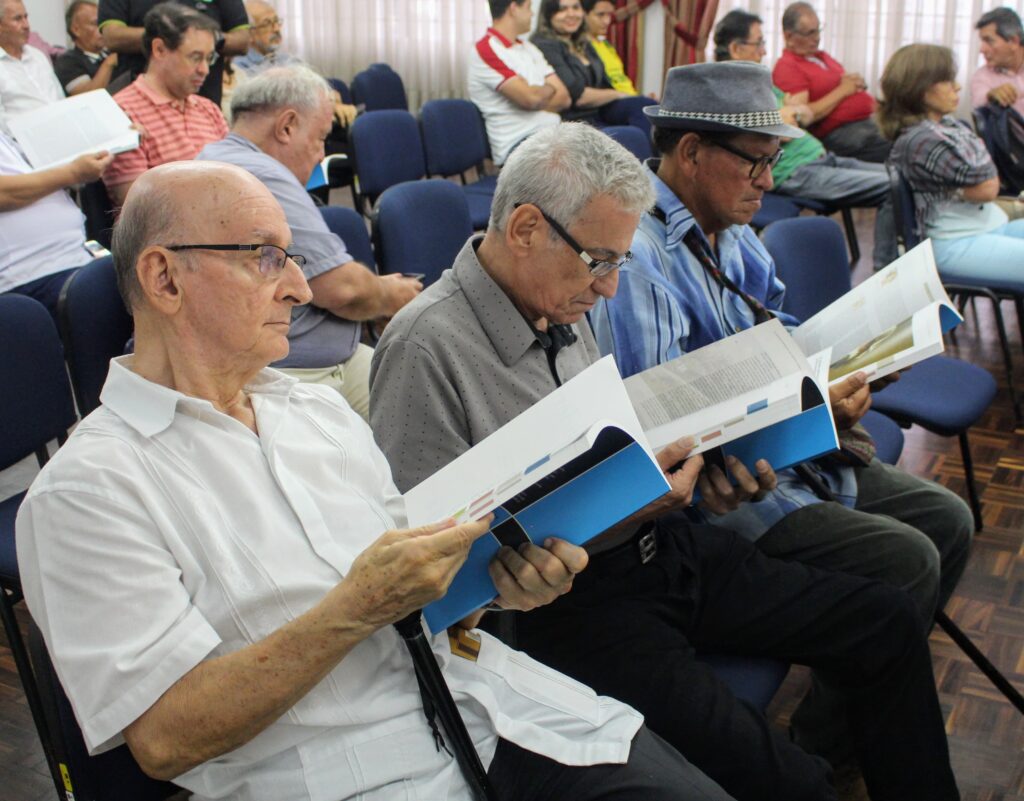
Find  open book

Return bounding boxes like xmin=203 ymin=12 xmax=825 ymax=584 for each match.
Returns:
xmin=624 ymin=318 xmax=839 ymax=472
xmin=9 ymin=90 xmax=139 ymax=170
xmin=792 ymin=239 xmax=962 ymax=385
xmin=403 ymin=356 xmax=670 ymax=633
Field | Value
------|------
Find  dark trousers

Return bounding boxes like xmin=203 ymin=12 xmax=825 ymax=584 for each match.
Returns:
xmin=512 ymin=520 xmax=959 ymax=801
xmin=600 ymin=94 xmax=657 ymax=137
xmin=488 ymin=726 xmax=735 ymax=800
xmin=821 ymin=118 xmax=892 ymax=163
xmin=6 ymin=266 xmax=79 ymax=323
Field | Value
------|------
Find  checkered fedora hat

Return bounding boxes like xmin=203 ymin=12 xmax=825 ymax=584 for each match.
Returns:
xmin=644 ymin=61 xmax=804 ymax=138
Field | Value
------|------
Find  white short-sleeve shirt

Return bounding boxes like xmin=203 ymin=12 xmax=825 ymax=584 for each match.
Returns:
xmin=0 ymin=44 xmax=64 ymax=135
xmin=0 ymin=134 xmax=89 ymax=292
xmin=468 ymin=28 xmax=560 ymax=165
xmin=17 ymin=359 xmax=642 ymax=801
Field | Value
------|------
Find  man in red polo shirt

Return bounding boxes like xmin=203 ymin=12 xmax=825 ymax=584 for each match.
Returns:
xmin=772 ymin=2 xmax=890 ymax=163
xmin=103 ymin=1 xmax=227 ymax=205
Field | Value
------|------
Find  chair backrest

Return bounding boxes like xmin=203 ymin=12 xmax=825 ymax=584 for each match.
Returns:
xmin=28 ymin=622 xmax=179 ymax=801
xmin=0 ymin=295 xmax=77 ymax=470
xmin=760 ymin=216 xmax=850 ymax=319
xmin=57 ymin=256 xmax=134 ymax=417
xmin=373 ymin=179 xmax=473 ymax=286
xmin=327 ymin=76 xmax=352 ymax=105
xmin=351 ymin=63 xmax=408 ymax=111
xmin=319 ymin=206 xmax=375 ymax=269
xmin=887 ymin=163 xmax=921 ymax=255
xmin=349 ymin=110 xmax=426 ymax=208
xmin=420 ymin=98 xmax=489 ymax=177
xmin=603 ymin=125 xmax=653 ymax=161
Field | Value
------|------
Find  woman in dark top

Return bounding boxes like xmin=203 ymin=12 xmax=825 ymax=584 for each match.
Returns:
xmin=531 ymin=0 xmax=653 ymax=132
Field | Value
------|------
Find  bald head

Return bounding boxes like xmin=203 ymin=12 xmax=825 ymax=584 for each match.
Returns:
xmin=112 ymin=161 xmax=277 ymax=311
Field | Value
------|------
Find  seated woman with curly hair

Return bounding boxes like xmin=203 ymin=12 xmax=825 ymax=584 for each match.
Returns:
xmin=879 ymin=43 xmax=1024 ymax=291
xmin=530 ymin=0 xmax=654 ymax=133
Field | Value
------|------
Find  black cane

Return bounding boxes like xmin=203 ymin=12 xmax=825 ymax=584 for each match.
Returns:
xmin=394 ymin=611 xmax=497 ymax=801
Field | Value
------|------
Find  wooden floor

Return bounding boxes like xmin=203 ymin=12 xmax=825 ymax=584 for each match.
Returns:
xmin=1 ymin=208 xmax=1023 ymax=799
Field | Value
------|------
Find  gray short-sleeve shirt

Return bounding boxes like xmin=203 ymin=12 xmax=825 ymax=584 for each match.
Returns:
xmin=369 ymin=235 xmax=600 ymax=492
xmin=198 ymin=133 xmax=360 ymax=368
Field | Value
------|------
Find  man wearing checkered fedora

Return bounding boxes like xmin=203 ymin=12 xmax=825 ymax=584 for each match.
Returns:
xmin=591 ymin=61 xmax=968 ymax=799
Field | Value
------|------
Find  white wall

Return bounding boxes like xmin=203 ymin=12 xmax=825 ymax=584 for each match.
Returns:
xmin=25 ymin=0 xmax=66 ymax=48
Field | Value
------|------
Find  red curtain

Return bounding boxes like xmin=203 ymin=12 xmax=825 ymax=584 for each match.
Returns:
xmin=608 ymin=0 xmax=719 ymax=91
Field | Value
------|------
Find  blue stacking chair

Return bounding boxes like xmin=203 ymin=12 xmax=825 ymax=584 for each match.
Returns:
xmin=373 ymin=180 xmax=473 ymax=287
xmin=57 ymin=256 xmax=134 ymax=417
xmin=319 ymin=205 xmax=375 ymax=270
xmin=750 ymin=192 xmax=802 ymax=231
xmin=419 ymin=98 xmax=495 ymax=230
xmin=762 ymin=215 xmax=1024 ymax=712
xmin=603 ymin=125 xmax=653 ymax=161
xmin=761 ymin=215 xmax=995 ymax=529
xmin=350 ymin=63 xmax=408 ymax=111
xmin=860 ymin=410 xmax=904 ymax=466
xmin=349 ymin=110 xmax=426 ymax=216
xmin=888 ymin=164 xmax=1022 ymax=425
xmin=0 ymin=295 xmax=79 ymax=796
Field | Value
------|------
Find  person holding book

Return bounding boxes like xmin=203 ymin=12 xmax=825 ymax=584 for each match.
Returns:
xmin=369 ymin=120 xmax=961 ymax=801
xmin=879 ymin=43 xmax=1024 ymax=295
xmin=588 ymin=60 xmax=973 ymax=788
xmin=17 ymin=158 xmax=739 ymax=801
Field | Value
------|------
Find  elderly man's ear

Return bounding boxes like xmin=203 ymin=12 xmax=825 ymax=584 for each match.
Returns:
xmin=136 ymin=247 xmax=185 ymax=313
xmin=273 ymin=108 xmax=302 ymax=143
xmin=504 ymin=203 xmax=545 ymax=259
xmin=675 ymin=132 xmax=703 ymax=174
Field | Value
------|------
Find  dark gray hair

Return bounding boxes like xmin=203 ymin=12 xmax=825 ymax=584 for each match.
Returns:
xmin=142 ymin=1 xmax=220 ymax=58
xmin=230 ymin=64 xmax=332 ymax=121
xmin=489 ymin=122 xmax=655 ymax=233
xmin=713 ymin=9 xmax=762 ymax=62
xmin=976 ymin=7 xmax=1024 ymax=43
xmin=65 ymin=0 xmax=96 ymax=37
xmin=782 ymin=1 xmax=815 ymax=33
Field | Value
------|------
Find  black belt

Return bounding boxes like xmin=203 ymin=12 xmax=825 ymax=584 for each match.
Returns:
xmin=591 ymin=523 xmax=660 ymax=568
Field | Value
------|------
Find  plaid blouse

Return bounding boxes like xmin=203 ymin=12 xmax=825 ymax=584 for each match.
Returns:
xmin=890 ymin=116 xmax=998 ymax=232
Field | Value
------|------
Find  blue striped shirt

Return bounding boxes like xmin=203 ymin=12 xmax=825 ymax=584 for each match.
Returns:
xmin=591 ymin=163 xmax=856 ymax=540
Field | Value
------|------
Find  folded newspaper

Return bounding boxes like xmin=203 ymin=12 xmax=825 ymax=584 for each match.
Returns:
xmin=9 ymin=89 xmax=139 ymax=170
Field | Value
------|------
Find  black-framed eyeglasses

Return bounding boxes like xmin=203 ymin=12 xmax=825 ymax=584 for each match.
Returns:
xmin=165 ymin=244 xmax=306 ymax=277
xmin=515 ymin=203 xmax=631 ymax=277
xmin=705 ymin=139 xmax=784 ymax=180
xmin=739 ymin=38 xmax=766 ymax=48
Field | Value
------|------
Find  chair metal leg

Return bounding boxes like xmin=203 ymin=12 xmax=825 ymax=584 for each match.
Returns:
xmin=958 ymin=431 xmax=984 ymax=532
xmin=936 ymin=611 xmax=1024 ymax=715
xmin=840 ymin=207 xmax=860 ymax=266
xmin=0 ymin=587 xmax=64 ymax=796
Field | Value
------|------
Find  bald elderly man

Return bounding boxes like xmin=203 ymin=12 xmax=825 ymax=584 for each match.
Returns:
xmin=15 ymin=159 xmax=734 ymax=801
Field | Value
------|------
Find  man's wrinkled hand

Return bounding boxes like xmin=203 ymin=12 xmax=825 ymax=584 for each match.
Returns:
xmin=379 ymin=273 xmax=422 ymax=317
xmin=989 ymin=83 xmax=1019 ymax=107
xmin=698 ymin=456 xmax=777 ymax=516
xmin=338 ymin=516 xmax=492 ymax=631
xmin=489 ymin=538 xmax=588 ymax=612
xmin=68 ymin=150 xmax=113 ymax=184
xmin=830 ymin=371 xmax=872 ymax=429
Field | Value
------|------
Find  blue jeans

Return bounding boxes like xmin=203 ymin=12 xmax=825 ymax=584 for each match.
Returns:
xmin=930 ymin=217 xmax=1024 ymax=294
xmin=776 ymin=153 xmax=897 ymax=269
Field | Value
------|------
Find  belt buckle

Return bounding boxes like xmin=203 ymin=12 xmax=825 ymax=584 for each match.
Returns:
xmin=638 ymin=531 xmax=657 ymax=564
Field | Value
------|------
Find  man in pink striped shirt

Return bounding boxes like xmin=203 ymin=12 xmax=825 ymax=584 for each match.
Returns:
xmin=103 ymin=1 xmax=227 ymax=205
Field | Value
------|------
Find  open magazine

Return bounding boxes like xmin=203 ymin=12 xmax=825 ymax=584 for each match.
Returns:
xmin=791 ymin=239 xmax=962 ymax=385
xmin=404 ymin=356 xmax=670 ymax=633
xmin=624 ymin=318 xmax=839 ymax=471
xmin=9 ymin=90 xmax=139 ymax=170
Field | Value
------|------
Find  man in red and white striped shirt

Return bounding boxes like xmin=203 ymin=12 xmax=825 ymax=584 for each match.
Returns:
xmin=469 ymin=0 xmax=569 ymax=165
xmin=103 ymin=1 xmax=227 ymax=205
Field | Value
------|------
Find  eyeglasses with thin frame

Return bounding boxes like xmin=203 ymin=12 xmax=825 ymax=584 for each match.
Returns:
xmin=165 ymin=244 xmax=307 ymax=277
xmin=793 ymin=24 xmax=823 ymax=37
xmin=739 ymin=38 xmax=766 ymax=48
xmin=253 ymin=16 xmax=282 ymax=29
xmin=705 ymin=139 xmax=784 ymax=180
xmin=183 ymin=49 xmax=219 ymax=67
xmin=515 ymin=203 xmax=632 ymax=277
